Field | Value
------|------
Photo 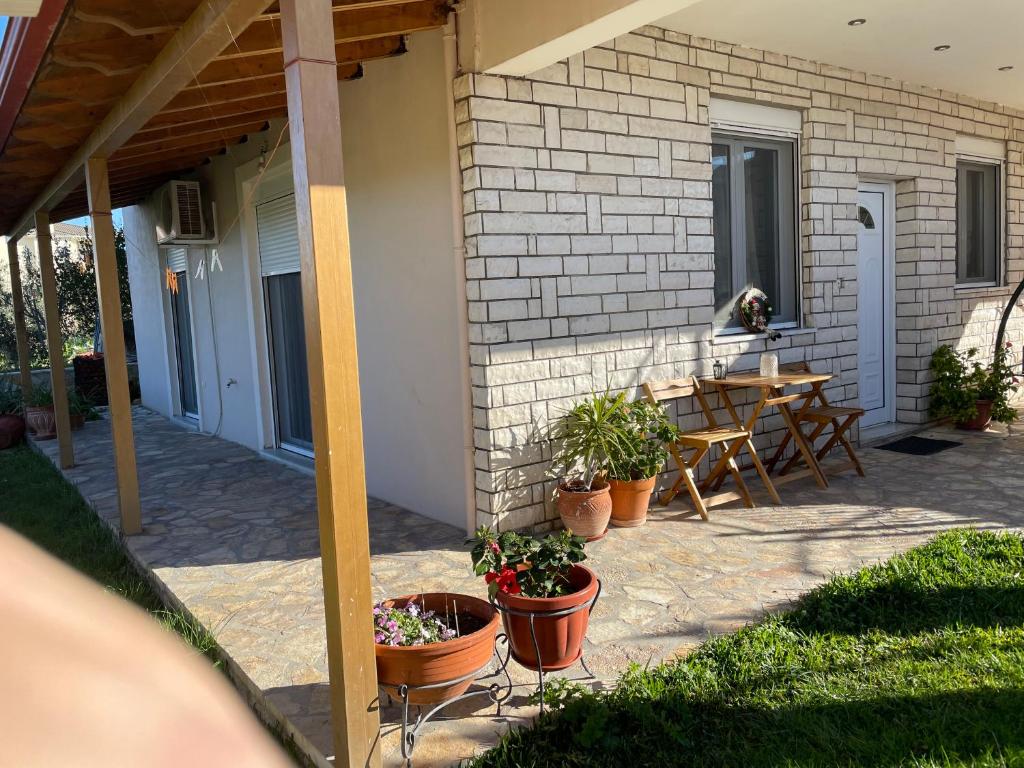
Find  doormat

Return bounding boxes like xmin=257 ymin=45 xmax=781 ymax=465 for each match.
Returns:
xmin=876 ymin=436 xmax=962 ymax=456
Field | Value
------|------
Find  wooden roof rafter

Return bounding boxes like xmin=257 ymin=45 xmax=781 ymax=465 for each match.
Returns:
xmin=0 ymin=0 xmax=452 ymax=234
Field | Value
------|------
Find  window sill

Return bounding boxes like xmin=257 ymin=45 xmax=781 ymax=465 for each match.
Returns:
xmin=954 ymin=283 xmax=1005 ymax=296
xmin=711 ymin=324 xmax=814 ymax=346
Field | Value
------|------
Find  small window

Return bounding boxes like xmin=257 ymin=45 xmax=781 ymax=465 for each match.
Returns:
xmin=712 ymin=132 xmax=797 ymax=330
xmin=858 ymin=206 xmax=876 ymax=229
xmin=956 ymin=160 xmax=999 ymax=285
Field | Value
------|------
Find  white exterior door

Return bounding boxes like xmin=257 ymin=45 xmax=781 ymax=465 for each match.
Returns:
xmin=857 ymin=183 xmax=896 ymax=427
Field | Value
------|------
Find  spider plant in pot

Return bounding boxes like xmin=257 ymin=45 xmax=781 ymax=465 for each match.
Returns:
xmin=607 ymin=399 xmax=679 ymax=528
xmin=470 ymin=527 xmax=594 ymax=671
xmin=549 ymin=392 xmax=630 ymax=540
xmin=24 ymin=385 xmax=56 ymax=440
xmin=0 ymin=379 xmax=26 ymax=450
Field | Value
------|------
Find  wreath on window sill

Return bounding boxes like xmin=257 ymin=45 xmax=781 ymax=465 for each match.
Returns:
xmin=737 ymin=288 xmax=781 ymax=341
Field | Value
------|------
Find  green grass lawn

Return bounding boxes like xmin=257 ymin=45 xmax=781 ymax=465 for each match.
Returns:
xmin=474 ymin=529 xmax=1024 ymax=768
xmin=0 ymin=443 xmax=219 ymax=661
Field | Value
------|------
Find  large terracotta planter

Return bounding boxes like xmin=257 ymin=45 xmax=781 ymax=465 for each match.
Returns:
xmin=495 ymin=564 xmax=598 ymax=672
xmin=0 ymin=415 xmax=25 ymax=450
xmin=556 ymin=481 xmax=611 ymax=540
xmin=609 ymin=476 xmax=657 ymax=528
xmin=375 ymin=593 xmax=498 ymax=706
xmin=25 ymin=405 xmax=56 ymax=440
xmin=956 ymin=399 xmax=993 ymax=431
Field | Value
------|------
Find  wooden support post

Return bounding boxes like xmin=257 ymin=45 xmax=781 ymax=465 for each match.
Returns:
xmin=34 ymin=211 xmax=75 ymax=468
xmin=5 ymin=237 xmax=33 ymax=400
xmin=280 ymin=2 xmax=380 ymax=765
xmin=85 ymin=157 xmax=142 ymax=535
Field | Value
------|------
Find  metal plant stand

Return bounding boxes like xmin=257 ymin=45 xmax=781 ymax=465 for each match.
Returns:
xmin=394 ymin=634 xmax=513 ymax=764
xmin=490 ymin=579 xmax=602 ymax=715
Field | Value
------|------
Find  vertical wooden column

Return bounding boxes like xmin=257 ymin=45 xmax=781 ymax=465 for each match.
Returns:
xmin=34 ymin=211 xmax=75 ymax=468
xmin=85 ymin=157 xmax=141 ymax=535
xmin=6 ymin=237 xmax=33 ymax=399
xmin=280 ymin=2 xmax=380 ymax=765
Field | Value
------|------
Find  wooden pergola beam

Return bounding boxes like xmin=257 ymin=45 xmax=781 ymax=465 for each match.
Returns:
xmin=114 ymin=135 xmax=248 ymax=164
xmin=85 ymin=157 xmax=142 ymax=536
xmin=7 ymin=0 xmax=277 ymax=239
xmin=5 ymin=238 xmax=33 ymax=400
xmin=34 ymin=210 xmax=75 ymax=469
xmin=222 ymin=0 xmax=442 ymax=60
xmin=122 ymin=121 xmax=269 ymax=151
xmin=192 ymin=35 xmax=402 ymax=88
xmin=140 ymin=93 xmax=289 ymax=130
xmin=132 ymin=113 xmax=276 ymax=141
xmin=280 ymin=0 xmax=381 ymax=764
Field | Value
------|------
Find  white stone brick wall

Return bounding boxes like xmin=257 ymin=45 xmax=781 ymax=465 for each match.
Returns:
xmin=456 ymin=26 xmax=1024 ymax=532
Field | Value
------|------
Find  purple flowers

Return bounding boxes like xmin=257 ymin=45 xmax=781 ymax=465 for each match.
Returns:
xmin=372 ymin=599 xmax=458 ymax=647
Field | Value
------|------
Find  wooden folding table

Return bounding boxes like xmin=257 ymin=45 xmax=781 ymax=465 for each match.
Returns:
xmin=701 ymin=371 xmax=832 ymax=493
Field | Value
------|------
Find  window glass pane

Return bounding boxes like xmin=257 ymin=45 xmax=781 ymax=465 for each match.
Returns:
xmin=171 ymin=272 xmax=198 ymax=417
xmin=743 ymin=145 xmax=780 ymax=304
xmin=957 ymin=161 xmax=998 ymax=284
xmin=712 ymin=143 xmax=732 ymax=314
xmin=266 ymin=273 xmax=313 ymax=453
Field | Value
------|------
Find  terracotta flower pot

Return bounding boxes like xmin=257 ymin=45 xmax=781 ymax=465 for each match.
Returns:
xmin=0 ymin=415 xmax=25 ymax=450
xmin=495 ymin=564 xmax=598 ymax=672
xmin=608 ymin=476 xmax=657 ymax=528
xmin=69 ymin=412 xmax=85 ymax=431
xmin=556 ymin=480 xmax=612 ymax=540
xmin=375 ymin=593 xmax=498 ymax=706
xmin=957 ymin=399 xmax=993 ymax=431
xmin=25 ymin=405 xmax=56 ymax=440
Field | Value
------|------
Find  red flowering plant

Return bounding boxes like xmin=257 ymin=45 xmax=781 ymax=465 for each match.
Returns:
xmin=469 ymin=527 xmax=587 ymax=599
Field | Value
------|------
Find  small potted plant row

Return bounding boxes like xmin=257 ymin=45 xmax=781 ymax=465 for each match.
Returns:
xmin=372 ymin=527 xmax=598 ymax=702
xmin=551 ymin=391 xmax=678 ymax=535
xmin=929 ymin=342 xmax=1019 ymax=430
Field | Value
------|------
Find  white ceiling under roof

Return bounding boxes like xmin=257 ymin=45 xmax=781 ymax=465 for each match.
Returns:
xmin=657 ymin=0 xmax=1024 ymax=110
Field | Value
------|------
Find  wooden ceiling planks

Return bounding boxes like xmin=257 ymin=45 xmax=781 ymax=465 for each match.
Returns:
xmin=1 ymin=0 xmax=449 ymax=231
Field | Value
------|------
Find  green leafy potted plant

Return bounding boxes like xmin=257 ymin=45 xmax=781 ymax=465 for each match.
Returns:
xmin=0 ymin=380 xmax=26 ymax=450
xmin=470 ymin=527 xmax=595 ymax=671
xmin=373 ymin=593 xmax=499 ymax=706
xmin=929 ymin=343 xmax=1019 ymax=430
xmin=24 ymin=385 xmax=57 ymax=440
xmin=607 ymin=399 xmax=679 ymax=528
xmin=67 ymin=390 xmax=98 ymax=431
xmin=549 ymin=392 xmax=630 ymax=540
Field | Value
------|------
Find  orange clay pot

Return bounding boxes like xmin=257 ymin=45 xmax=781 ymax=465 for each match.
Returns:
xmin=495 ymin=564 xmax=598 ymax=672
xmin=556 ymin=480 xmax=611 ymax=540
xmin=374 ymin=593 xmax=498 ymax=706
xmin=608 ymin=476 xmax=657 ymax=528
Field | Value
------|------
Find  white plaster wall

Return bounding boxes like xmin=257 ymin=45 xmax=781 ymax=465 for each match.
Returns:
xmin=121 ymin=28 xmax=470 ymax=529
xmin=123 ymin=204 xmax=172 ymax=416
xmin=340 ymin=28 xmax=469 ymax=529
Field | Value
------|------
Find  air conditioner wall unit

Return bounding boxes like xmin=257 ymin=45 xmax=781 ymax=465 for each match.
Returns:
xmin=154 ymin=180 xmax=218 ymax=245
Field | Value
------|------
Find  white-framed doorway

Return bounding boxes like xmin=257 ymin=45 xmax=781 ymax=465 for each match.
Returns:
xmin=857 ymin=181 xmax=897 ymax=428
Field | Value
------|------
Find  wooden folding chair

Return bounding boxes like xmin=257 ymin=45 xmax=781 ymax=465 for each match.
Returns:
xmin=771 ymin=362 xmax=866 ymax=478
xmin=643 ymin=377 xmax=755 ymax=520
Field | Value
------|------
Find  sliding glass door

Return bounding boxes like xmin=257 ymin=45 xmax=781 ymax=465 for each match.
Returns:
xmin=257 ymin=193 xmax=313 ymax=455
xmin=166 ymin=248 xmax=199 ymax=420
xmin=264 ymin=272 xmax=313 ymax=453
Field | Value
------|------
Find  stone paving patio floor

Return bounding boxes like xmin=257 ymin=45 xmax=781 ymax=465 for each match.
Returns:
xmin=32 ymin=408 xmax=1024 ymax=766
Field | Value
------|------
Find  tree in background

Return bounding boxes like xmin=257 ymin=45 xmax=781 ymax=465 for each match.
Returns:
xmin=0 ymin=228 xmax=133 ymax=371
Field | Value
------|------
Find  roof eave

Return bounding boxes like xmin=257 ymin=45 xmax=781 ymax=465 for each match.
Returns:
xmin=0 ymin=0 xmax=67 ymax=157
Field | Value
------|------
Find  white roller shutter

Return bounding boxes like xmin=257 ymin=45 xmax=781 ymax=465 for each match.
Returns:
xmin=166 ymin=247 xmax=187 ymax=273
xmin=256 ymin=194 xmax=300 ymax=276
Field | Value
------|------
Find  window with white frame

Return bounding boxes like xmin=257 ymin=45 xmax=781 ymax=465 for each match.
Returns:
xmin=955 ymin=159 xmax=1000 ymax=285
xmin=711 ymin=132 xmax=798 ymax=330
